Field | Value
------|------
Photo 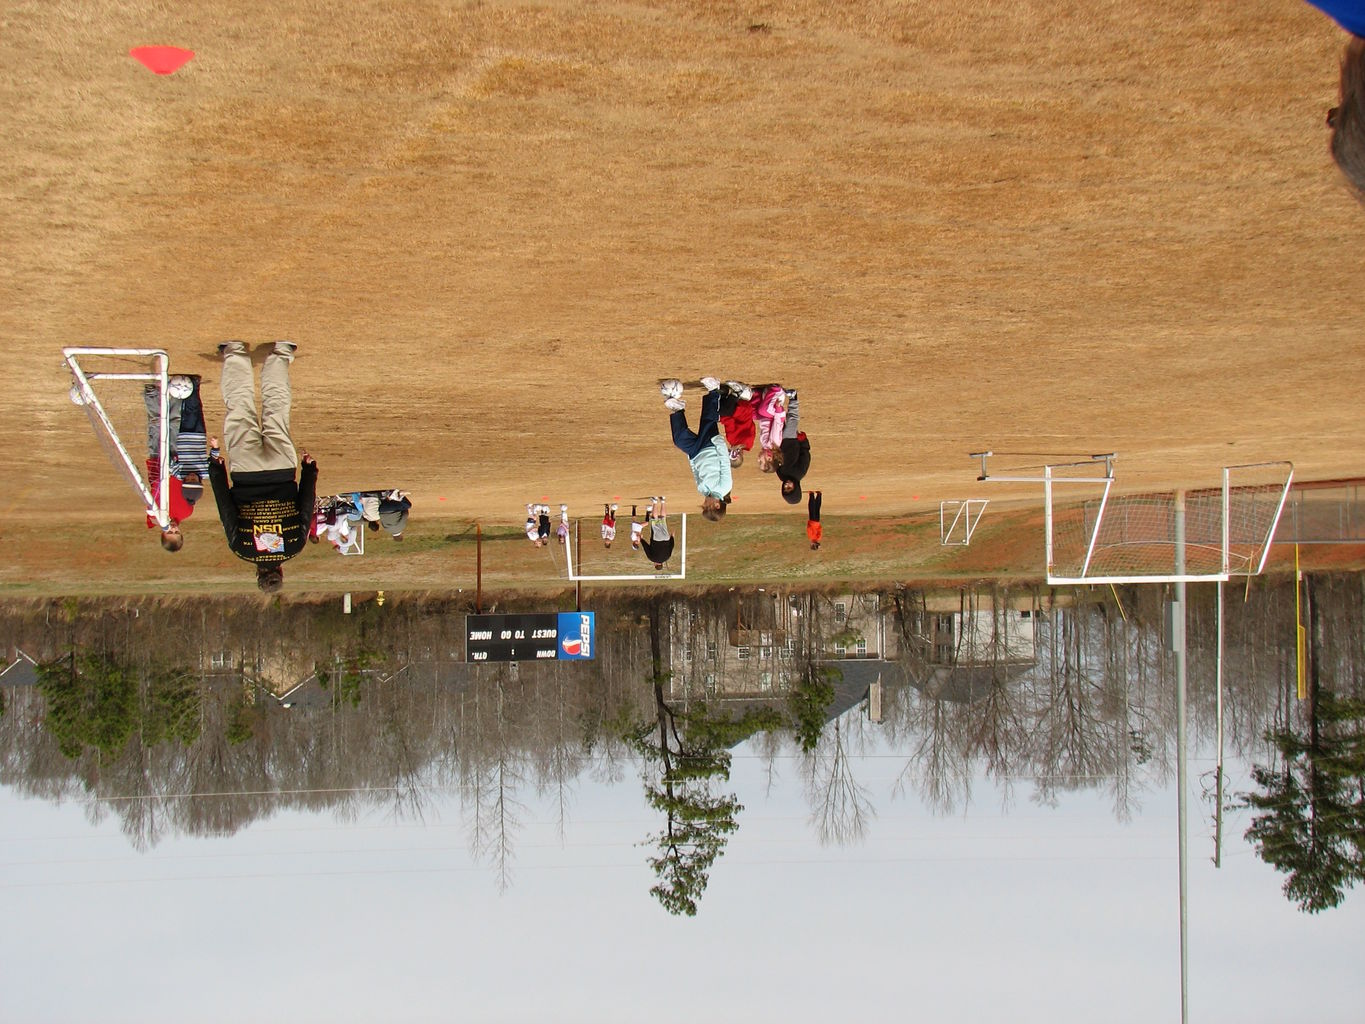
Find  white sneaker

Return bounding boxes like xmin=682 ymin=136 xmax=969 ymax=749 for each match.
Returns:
xmin=526 ymin=503 xmax=534 ymax=515
xmin=700 ymin=376 xmax=720 ymax=392
xmin=560 ymin=503 xmax=568 ymax=514
xmin=664 ymin=398 xmax=685 ymax=412
xmin=660 ymin=379 xmax=683 ymax=399
xmin=739 ymin=385 xmax=754 ymax=400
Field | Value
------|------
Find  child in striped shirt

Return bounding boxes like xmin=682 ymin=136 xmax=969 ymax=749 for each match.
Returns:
xmin=172 ymin=376 xmax=210 ymax=505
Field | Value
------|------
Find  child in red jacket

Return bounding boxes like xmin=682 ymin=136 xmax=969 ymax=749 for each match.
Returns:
xmin=143 ymin=381 xmax=195 ymax=551
xmin=719 ymin=381 xmax=757 ymax=468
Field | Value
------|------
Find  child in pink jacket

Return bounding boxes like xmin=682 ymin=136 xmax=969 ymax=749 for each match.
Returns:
xmin=754 ymin=385 xmax=788 ymax=472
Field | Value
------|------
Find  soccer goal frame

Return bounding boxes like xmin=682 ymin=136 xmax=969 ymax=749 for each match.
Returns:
xmin=337 ymin=523 xmax=365 ymax=556
xmin=970 ymin=452 xmax=1292 ymax=585
xmin=940 ymin=499 xmax=988 ymax=546
xmin=563 ymin=513 xmax=688 ymax=581
xmin=63 ymin=347 xmax=171 ymax=529
xmin=1042 ymin=464 xmax=1293 ymax=586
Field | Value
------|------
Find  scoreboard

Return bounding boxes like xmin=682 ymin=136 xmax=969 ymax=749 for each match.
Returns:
xmin=465 ymin=612 xmax=596 ymax=663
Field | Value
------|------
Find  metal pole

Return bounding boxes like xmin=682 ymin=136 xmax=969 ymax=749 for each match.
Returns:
xmin=1221 ymin=467 xmax=1231 ymax=577
xmin=575 ymin=520 xmax=582 ymax=611
xmin=1215 ymin=579 xmax=1224 ymax=868
xmin=475 ymin=522 xmax=482 ymax=614
xmin=157 ymin=353 xmax=169 ymax=527
xmin=1044 ymin=466 xmax=1054 ymax=575
xmin=1296 ymin=544 xmax=1307 ymax=700
xmin=1174 ymin=491 xmax=1189 ymax=1024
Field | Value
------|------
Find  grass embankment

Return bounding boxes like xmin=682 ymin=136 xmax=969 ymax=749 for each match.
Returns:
xmin=2 ymin=506 xmax=1361 ymax=598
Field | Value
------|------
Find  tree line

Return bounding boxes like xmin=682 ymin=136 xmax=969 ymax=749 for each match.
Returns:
xmin=1 ymin=575 xmax=1360 ymax=914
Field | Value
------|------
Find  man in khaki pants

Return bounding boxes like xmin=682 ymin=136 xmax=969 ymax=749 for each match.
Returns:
xmin=207 ymin=340 xmax=318 ymax=593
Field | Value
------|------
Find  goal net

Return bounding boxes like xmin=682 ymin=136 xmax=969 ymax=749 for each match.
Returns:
xmin=1046 ymin=462 xmax=1293 ymax=585
xmin=63 ymin=348 xmax=171 ymax=528
xmin=562 ymin=513 xmax=688 ymax=581
xmin=1223 ymin=462 xmax=1295 ymax=575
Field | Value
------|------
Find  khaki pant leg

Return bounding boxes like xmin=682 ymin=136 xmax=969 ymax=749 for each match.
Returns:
xmin=144 ymin=385 xmax=162 ymax=458
xmin=258 ymin=345 xmax=297 ymax=471
xmin=220 ymin=342 xmax=269 ymax=472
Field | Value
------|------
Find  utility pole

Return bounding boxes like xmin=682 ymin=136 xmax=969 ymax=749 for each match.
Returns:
xmin=1174 ymin=491 xmax=1189 ymax=1024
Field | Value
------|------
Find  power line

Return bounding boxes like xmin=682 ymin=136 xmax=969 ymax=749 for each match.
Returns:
xmin=0 ymin=851 xmax=1182 ymax=892
xmin=0 ymin=829 xmax=1175 ymax=870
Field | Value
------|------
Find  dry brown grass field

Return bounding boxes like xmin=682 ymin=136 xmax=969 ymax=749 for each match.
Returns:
xmin=3 ymin=0 xmax=1363 ymax=593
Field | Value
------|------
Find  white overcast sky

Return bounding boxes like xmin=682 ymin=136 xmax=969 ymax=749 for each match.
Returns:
xmin=1 ymin=730 xmax=1360 ymax=1024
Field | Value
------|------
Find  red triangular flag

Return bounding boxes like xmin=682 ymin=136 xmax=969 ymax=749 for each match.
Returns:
xmin=130 ymin=46 xmax=194 ymax=75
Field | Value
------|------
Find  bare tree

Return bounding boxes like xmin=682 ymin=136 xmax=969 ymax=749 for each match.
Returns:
xmin=804 ymin=717 xmax=874 ymax=845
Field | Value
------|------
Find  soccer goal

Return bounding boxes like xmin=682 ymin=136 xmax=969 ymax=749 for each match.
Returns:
xmin=1044 ymin=462 xmax=1293 ymax=585
xmin=940 ymin=499 xmax=988 ymax=545
xmin=337 ymin=522 xmax=364 ymax=556
xmin=63 ymin=347 xmax=171 ymax=529
xmin=563 ymin=514 xmax=688 ymax=581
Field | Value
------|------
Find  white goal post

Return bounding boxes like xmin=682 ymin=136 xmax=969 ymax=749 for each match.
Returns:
xmin=338 ymin=522 xmax=364 ymax=556
xmin=63 ymin=347 xmax=171 ymax=529
xmin=970 ymin=452 xmax=1293 ymax=585
xmin=563 ymin=513 xmax=688 ymax=581
xmin=1044 ymin=462 xmax=1293 ymax=585
xmin=940 ymin=499 xmax=988 ymax=546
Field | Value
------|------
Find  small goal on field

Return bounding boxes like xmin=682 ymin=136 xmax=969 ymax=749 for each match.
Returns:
xmin=561 ymin=514 xmax=688 ymax=581
xmin=63 ymin=347 xmax=171 ymax=529
xmin=940 ymin=499 xmax=988 ymax=546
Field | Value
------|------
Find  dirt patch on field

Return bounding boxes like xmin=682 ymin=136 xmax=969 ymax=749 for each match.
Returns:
xmin=2 ymin=1 xmax=1363 ymax=591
